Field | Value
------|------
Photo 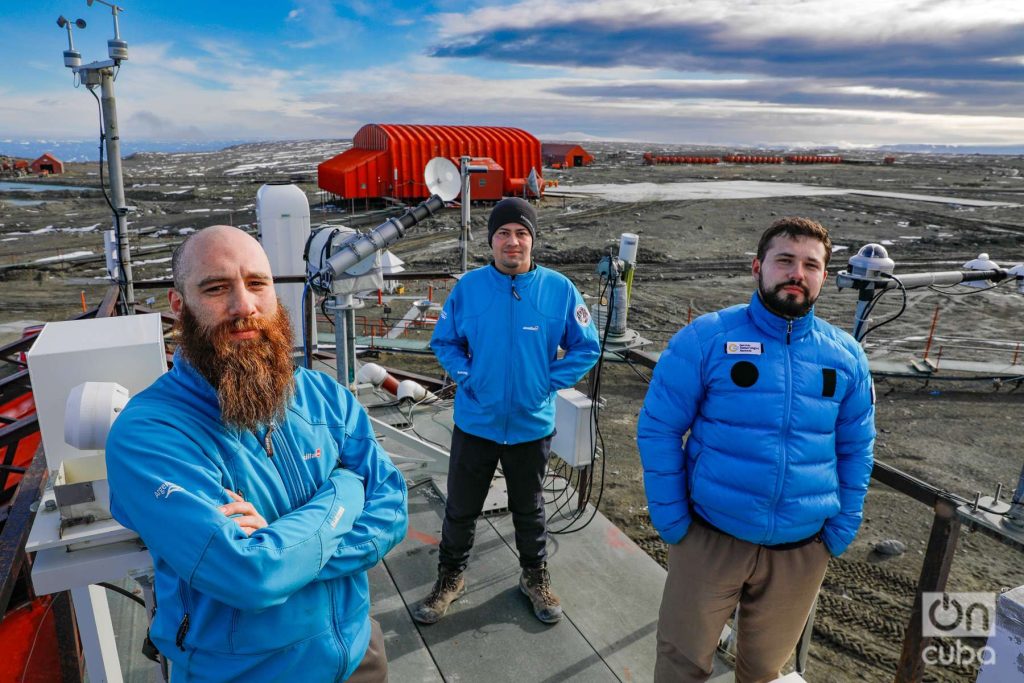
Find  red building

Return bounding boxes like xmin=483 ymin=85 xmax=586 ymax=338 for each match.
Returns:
xmin=30 ymin=153 xmax=64 ymax=175
xmin=542 ymin=143 xmax=594 ymax=169
xmin=318 ymin=124 xmax=542 ymax=201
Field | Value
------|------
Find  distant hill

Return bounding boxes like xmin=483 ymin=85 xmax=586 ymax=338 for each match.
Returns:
xmin=879 ymin=143 xmax=1024 ymax=156
xmin=0 ymin=139 xmax=255 ymax=163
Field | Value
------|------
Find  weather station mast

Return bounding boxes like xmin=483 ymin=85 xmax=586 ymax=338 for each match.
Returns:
xmin=57 ymin=0 xmax=136 ymax=314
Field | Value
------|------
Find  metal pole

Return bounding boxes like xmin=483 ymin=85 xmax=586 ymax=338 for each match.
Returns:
xmin=852 ymin=287 xmax=875 ymax=342
xmin=922 ymin=305 xmax=940 ymax=361
xmin=345 ymin=307 xmax=357 ymax=388
xmin=99 ymin=68 xmax=135 ymax=313
xmin=460 ymin=156 xmax=471 ymax=273
xmin=894 ymin=499 xmax=961 ymax=683
xmin=328 ymin=294 xmax=359 ymax=390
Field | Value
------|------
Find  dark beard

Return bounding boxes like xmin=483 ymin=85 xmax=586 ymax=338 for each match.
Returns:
xmin=758 ymin=276 xmax=816 ymax=319
xmin=177 ymin=303 xmax=295 ymax=432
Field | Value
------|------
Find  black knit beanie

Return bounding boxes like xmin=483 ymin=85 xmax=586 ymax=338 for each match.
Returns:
xmin=487 ymin=197 xmax=537 ymax=246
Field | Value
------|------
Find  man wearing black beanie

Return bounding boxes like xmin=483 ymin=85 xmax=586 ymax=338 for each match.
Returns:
xmin=486 ymin=196 xmax=536 ymax=248
xmin=414 ymin=197 xmax=601 ymax=626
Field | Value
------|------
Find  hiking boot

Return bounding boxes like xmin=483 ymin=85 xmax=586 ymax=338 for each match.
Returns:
xmin=519 ymin=565 xmax=562 ymax=624
xmin=412 ymin=567 xmax=465 ymax=625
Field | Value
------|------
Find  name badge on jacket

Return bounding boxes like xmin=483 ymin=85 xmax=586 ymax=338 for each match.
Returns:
xmin=725 ymin=341 xmax=763 ymax=355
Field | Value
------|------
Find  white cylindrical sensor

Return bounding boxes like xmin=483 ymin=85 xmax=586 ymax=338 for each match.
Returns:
xmin=618 ymin=232 xmax=639 ymax=265
xmin=257 ymin=182 xmax=312 ymax=350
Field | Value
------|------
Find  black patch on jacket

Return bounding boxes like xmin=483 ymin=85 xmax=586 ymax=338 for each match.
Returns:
xmin=730 ymin=361 xmax=759 ymax=388
xmin=822 ymin=368 xmax=837 ymax=397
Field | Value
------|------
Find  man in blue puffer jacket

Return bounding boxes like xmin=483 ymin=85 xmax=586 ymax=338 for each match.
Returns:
xmin=412 ymin=197 xmax=600 ymax=626
xmin=638 ymin=217 xmax=875 ymax=683
xmin=106 ymin=226 xmax=407 ymax=682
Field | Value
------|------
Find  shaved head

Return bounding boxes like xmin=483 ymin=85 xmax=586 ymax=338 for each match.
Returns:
xmin=168 ymin=225 xmax=293 ymax=430
xmin=172 ymin=225 xmax=271 ymax=294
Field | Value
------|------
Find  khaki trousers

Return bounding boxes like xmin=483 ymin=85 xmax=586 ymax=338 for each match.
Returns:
xmin=346 ymin=618 xmax=388 ymax=683
xmin=654 ymin=522 xmax=831 ymax=683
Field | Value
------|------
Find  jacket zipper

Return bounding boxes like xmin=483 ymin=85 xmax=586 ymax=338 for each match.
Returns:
xmin=263 ymin=425 xmax=302 ymax=505
xmin=274 ymin=426 xmax=312 ymax=504
xmin=262 ymin=426 xmax=275 ymax=457
xmin=327 ymin=582 xmax=349 ymax=677
xmin=176 ymin=582 xmax=192 ymax=651
xmin=768 ymin=319 xmax=795 ymax=541
xmin=503 ymin=275 xmax=518 ymax=443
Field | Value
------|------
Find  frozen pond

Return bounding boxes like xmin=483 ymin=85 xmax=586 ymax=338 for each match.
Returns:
xmin=547 ymin=180 xmax=1020 ymax=207
xmin=0 ymin=181 xmax=96 ymax=193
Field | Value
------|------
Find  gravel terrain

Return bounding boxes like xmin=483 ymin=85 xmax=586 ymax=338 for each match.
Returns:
xmin=3 ymin=140 xmax=1023 ymax=681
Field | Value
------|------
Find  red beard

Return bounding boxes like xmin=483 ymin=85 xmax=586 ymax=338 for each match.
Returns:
xmin=177 ymin=303 xmax=295 ymax=431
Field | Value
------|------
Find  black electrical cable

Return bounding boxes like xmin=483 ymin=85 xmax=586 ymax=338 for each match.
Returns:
xmin=548 ymin=274 xmax=610 ymax=528
xmin=616 ymin=350 xmax=652 ymax=384
xmin=857 ymin=288 xmax=889 ymax=330
xmin=302 ymin=283 xmax=313 ymax=369
xmin=98 ymin=581 xmax=146 ymax=607
xmin=547 ymin=272 xmax=614 ymax=530
xmin=550 ymin=272 xmax=612 ymax=521
xmin=928 ymin=276 xmax=1015 ymax=296
xmin=550 ymin=266 xmax=614 ymax=534
xmin=860 ymin=273 xmax=907 ymax=341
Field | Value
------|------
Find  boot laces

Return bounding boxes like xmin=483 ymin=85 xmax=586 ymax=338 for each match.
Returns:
xmin=440 ymin=570 xmax=462 ymax=593
xmin=526 ymin=568 xmax=556 ymax=603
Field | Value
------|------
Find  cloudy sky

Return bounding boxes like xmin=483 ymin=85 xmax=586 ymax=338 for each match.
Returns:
xmin=3 ymin=0 xmax=1024 ymax=147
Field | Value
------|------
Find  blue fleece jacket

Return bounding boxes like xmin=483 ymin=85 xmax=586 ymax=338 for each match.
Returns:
xmin=431 ymin=264 xmax=601 ymax=444
xmin=637 ymin=292 xmax=875 ymax=556
xmin=106 ymin=352 xmax=408 ymax=682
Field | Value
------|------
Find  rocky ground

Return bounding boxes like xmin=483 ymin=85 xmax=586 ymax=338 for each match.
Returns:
xmin=3 ymin=140 xmax=1024 ymax=681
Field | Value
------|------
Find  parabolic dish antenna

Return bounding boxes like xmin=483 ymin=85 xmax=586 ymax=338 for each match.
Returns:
xmin=424 ymin=157 xmax=461 ymax=202
xmin=526 ymin=167 xmax=541 ymax=197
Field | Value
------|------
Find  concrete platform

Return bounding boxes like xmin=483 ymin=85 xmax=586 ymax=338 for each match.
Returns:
xmin=370 ymin=478 xmax=664 ymax=682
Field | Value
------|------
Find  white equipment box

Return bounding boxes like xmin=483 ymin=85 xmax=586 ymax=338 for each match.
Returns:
xmin=26 ymin=313 xmax=167 ymax=472
xmin=551 ymin=388 xmax=595 ymax=468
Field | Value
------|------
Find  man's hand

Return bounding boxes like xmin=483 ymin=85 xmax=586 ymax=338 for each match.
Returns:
xmin=219 ymin=489 xmax=267 ymax=536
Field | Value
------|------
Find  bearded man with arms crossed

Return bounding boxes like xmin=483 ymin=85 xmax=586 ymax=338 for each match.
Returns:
xmin=106 ymin=225 xmax=407 ymax=682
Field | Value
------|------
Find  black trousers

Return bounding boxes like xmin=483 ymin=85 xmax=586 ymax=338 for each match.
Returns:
xmin=439 ymin=425 xmax=552 ymax=572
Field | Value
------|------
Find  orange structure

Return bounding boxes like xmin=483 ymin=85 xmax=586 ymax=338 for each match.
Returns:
xmin=30 ymin=153 xmax=64 ymax=175
xmin=458 ymin=157 xmax=504 ymax=201
xmin=318 ymin=124 xmax=542 ymax=200
xmin=542 ymin=143 xmax=594 ymax=168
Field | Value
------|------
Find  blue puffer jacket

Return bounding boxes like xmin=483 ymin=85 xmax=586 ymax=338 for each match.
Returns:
xmin=431 ymin=264 xmax=601 ymax=445
xmin=106 ymin=352 xmax=408 ymax=682
xmin=637 ymin=292 xmax=874 ymax=556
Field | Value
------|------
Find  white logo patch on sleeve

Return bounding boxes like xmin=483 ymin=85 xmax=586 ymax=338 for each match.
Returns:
xmin=575 ymin=304 xmax=591 ymax=327
xmin=154 ymin=481 xmax=184 ymax=499
xmin=330 ymin=505 xmax=346 ymax=529
xmin=726 ymin=341 xmax=763 ymax=355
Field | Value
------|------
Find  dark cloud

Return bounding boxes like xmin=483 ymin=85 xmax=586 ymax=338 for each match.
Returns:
xmin=550 ymin=77 xmax=1024 ymax=113
xmin=431 ymin=18 xmax=1024 ymax=82
xmin=128 ymin=111 xmax=207 ymax=140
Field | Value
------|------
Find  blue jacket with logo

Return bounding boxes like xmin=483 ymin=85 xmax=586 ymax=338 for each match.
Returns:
xmin=637 ymin=292 xmax=874 ymax=556
xmin=431 ymin=264 xmax=601 ymax=444
xmin=106 ymin=352 xmax=408 ymax=682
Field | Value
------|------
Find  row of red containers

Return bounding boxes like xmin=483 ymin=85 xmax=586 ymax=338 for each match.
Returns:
xmin=643 ymin=154 xmax=719 ymax=165
xmin=785 ymin=155 xmax=843 ymax=163
xmin=723 ymin=155 xmax=784 ymax=164
xmin=643 ymin=153 xmax=845 ymax=165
